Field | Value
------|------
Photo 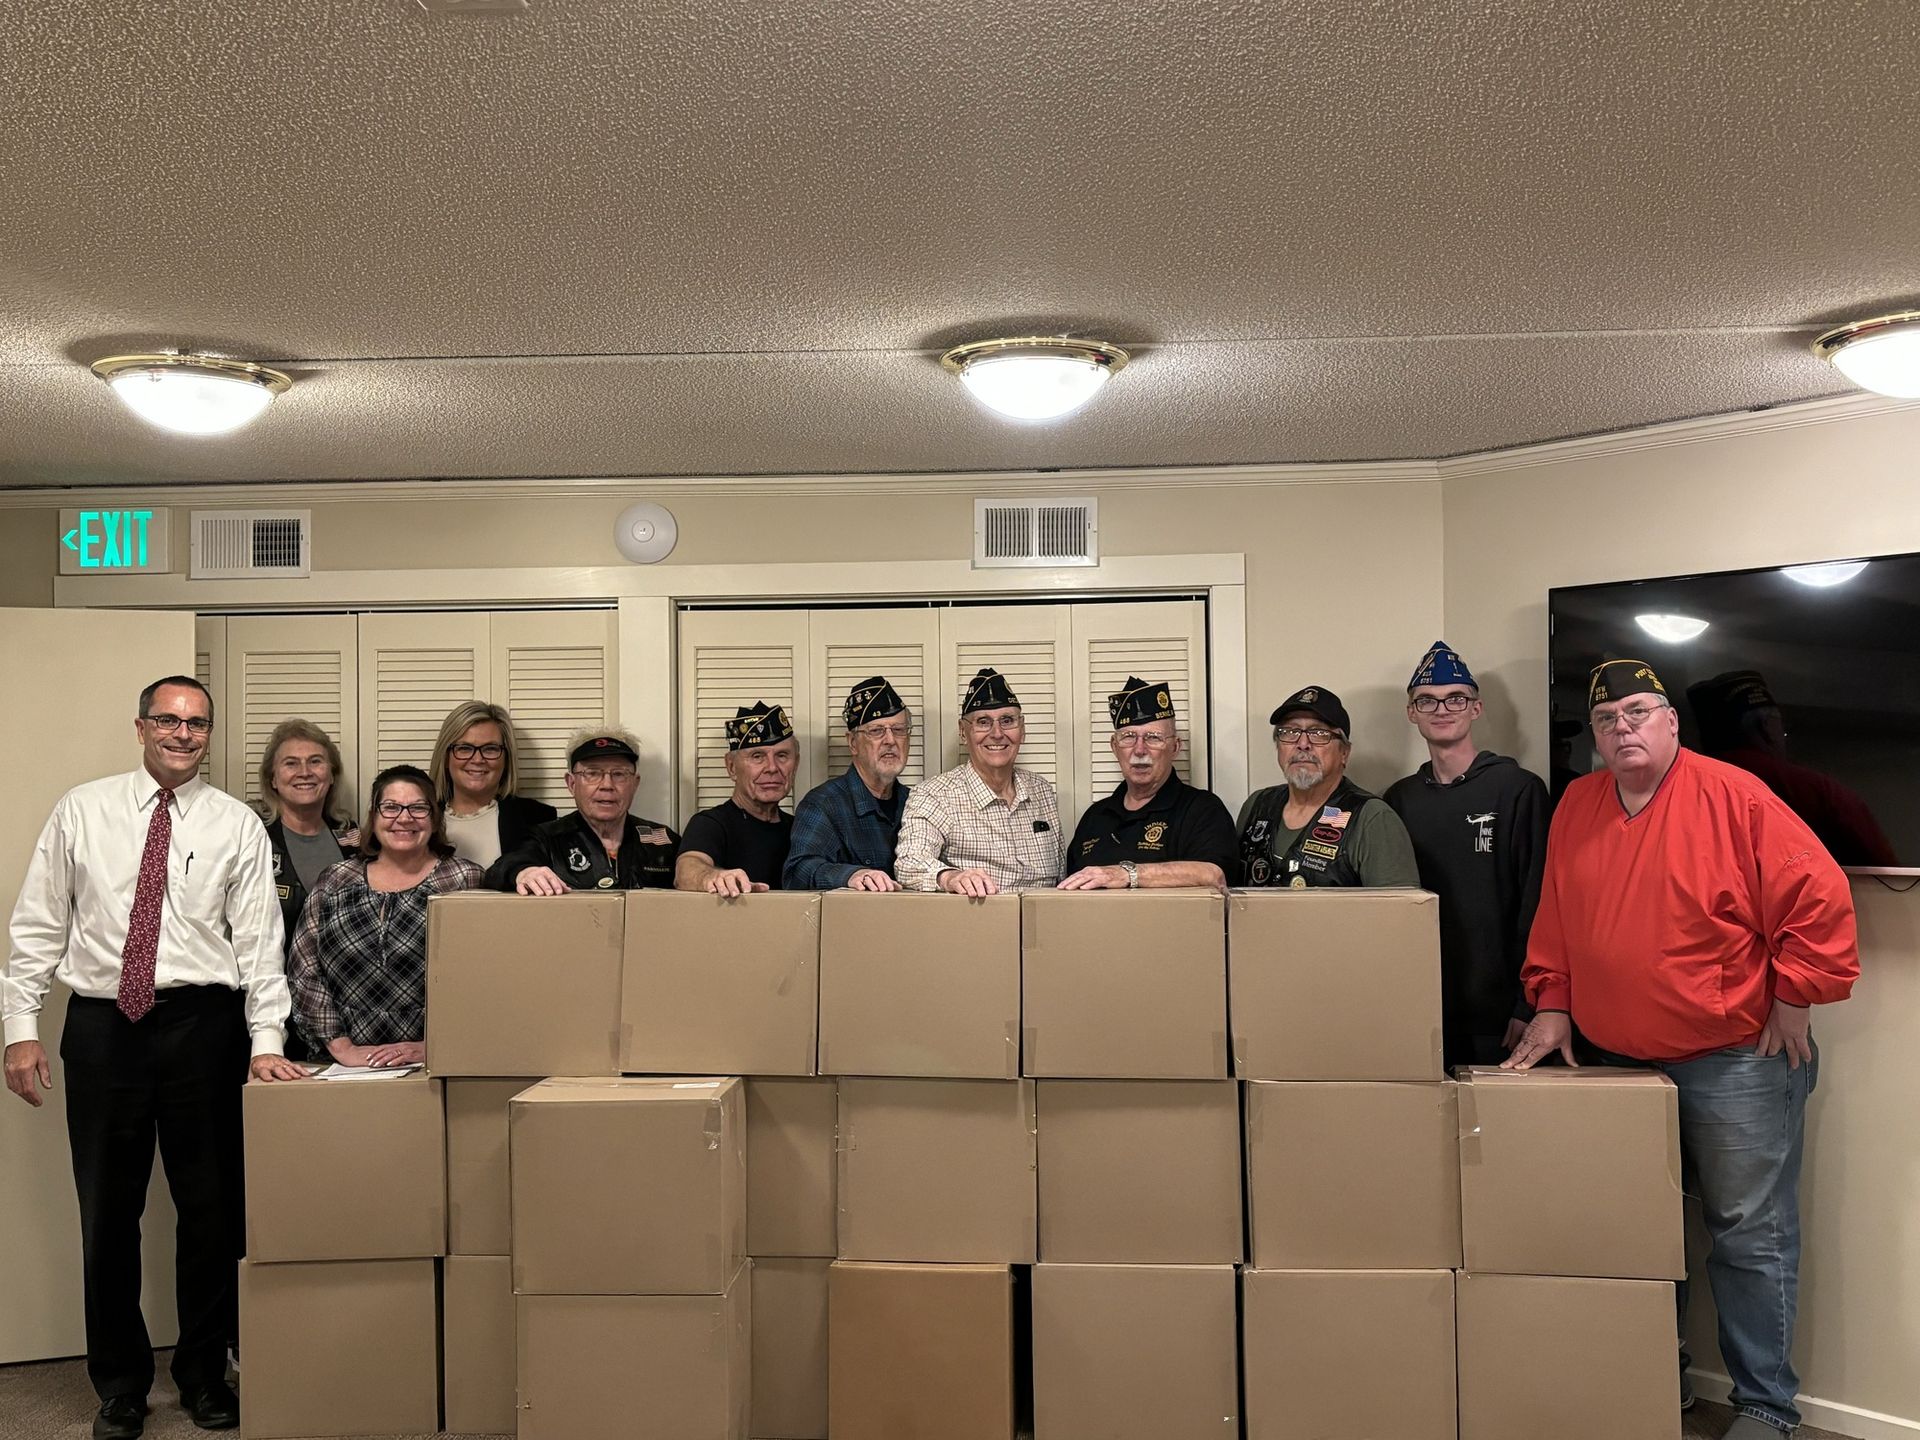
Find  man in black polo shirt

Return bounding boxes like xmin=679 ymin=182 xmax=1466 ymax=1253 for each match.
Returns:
xmin=1059 ymin=676 xmax=1240 ymax=890
xmin=675 ymin=702 xmax=797 ymax=895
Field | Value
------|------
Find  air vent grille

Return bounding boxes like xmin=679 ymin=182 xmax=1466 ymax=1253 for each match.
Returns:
xmin=973 ymin=497 xmax=1098 ymax=568
xmin=190 ymin=511 xmax=311 ymax=579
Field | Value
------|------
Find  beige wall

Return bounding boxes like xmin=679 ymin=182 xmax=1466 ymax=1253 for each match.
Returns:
xmin=1444 ymin=404 xmax=1920 ymax=1434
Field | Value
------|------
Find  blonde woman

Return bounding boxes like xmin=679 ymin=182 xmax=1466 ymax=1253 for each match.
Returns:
xmin=428 ymin=700 xmax=556 ymax=867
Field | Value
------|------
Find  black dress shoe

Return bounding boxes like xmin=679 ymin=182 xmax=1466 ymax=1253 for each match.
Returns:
xmin=178 ymin=1381 xmax=240 ymax=1431
xmin=92 ymin=1395 xmax=146 ymax=1440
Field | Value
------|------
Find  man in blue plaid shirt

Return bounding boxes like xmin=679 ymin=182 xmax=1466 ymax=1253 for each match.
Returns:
xmin=782 ymin=676 xmax=913 ymax=891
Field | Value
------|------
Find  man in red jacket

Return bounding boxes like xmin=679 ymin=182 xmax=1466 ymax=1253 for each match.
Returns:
xmin=1507 ymin=659 xmax=1857 ymax=1440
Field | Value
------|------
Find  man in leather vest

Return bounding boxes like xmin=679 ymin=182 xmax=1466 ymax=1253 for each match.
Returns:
xmin=1235 ymin=685 xmax=1419 ymax=888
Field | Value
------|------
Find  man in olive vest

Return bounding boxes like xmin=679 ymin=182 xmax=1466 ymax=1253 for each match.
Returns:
xmin=1235 ymin=685 xmax=1419 ymax=888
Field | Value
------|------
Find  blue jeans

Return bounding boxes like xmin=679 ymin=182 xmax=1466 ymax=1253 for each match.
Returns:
xmin=1649 ymin=1041 xmax=1819 ymax=1433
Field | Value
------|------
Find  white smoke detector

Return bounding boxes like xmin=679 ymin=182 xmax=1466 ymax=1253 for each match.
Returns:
xmin=614 ymin=502 xmax=678 ymax=564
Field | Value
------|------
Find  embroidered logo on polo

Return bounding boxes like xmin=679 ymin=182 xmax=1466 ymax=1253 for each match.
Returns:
xmin=1140 ymin=821 xmax=1167 ymax=851
xmin=566 ymin=847 xmax=591 ymax=873
xmin=1468 ymin=811 xmax=1496 ymax=854
xmin=1080 ymin=837 xmax=1100 ymax=857
xmin=271 ymin=851 xmax=282 ymax=878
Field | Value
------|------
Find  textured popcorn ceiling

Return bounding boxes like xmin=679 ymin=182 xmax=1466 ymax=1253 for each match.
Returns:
xmin=1 ymin=0 xmax=1914 ymax=486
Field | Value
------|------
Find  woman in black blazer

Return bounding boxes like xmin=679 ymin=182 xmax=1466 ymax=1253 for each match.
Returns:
xmin=429 ymin=701 xmax=558 ymax=868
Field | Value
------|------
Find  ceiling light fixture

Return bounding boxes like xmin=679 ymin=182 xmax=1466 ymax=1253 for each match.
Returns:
xmin=91 ymin=353 xmax=292 ymax=436
xmin=1812 ymin=312 xmax=1920 ymax=398
xmin=940 ymin=337 xmax=1128 ymax=422
xmin=1781 ymin=559 xmax=1870 ymax=588
xmin=1635 ymin=613 xmax=1710 ymax=644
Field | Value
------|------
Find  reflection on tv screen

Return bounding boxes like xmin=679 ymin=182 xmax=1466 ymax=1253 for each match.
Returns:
xmin=1549 ymin=556 xmax=1920 ymax=869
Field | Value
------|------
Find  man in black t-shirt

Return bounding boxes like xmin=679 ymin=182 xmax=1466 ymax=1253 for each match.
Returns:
xmin=1060 ymin=676 xmax=1240 ymax=890
xmin=675 ymin=701 xmax=797 ymax=895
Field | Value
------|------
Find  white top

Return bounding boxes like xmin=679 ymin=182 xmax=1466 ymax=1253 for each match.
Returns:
xmin=4 ymin=770 xmax=290 ymax=1055
xmin=444 ymin=804 xmax=503 ymax=868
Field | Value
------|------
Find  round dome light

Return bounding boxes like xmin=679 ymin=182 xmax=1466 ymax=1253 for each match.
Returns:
xmin=1812 ymin=313 xmax=1920 ymax=398
xmin=941 ymin=337 xmax=1129 ymax=422
xmin=91 ymin=353 xmax=292 ymax=436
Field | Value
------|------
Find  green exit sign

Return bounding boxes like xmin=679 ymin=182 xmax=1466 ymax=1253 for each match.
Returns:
xmin=57 ymin=507 xmax=173 ymax=576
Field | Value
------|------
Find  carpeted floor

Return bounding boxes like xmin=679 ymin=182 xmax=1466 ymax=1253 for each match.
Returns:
xmin=0 ymin=1349 xmax=1863 ymax=1439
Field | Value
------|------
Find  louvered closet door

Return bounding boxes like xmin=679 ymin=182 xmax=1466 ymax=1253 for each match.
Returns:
xmin=490 ymin=610 xmax=617 ymax=809
xmin=808 ymin=608 xmax=942 ymax=794
xmin=938 ymin=605 xmax=1077 ymax=812
xmin=224 ymin=615 xmax=359 ymax=806
xmin=357 ymin=613 xmax=492 ymax=797
xmin=1069 ymin=599 xmax=1210 ymax=804
xmin=677 ymin=609 xmax=812 ymax=820
xmin=194 ymin=616 xmax=228 ymax=792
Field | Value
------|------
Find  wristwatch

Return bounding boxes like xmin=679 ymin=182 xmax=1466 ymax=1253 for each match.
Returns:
xmin=1118 ymin=861 xmax=1140 ymax=889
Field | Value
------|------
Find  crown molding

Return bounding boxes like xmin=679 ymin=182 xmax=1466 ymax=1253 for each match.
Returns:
xmin=1437 ymin=392 xmax=1920 ymax=479
xmin=0 ymin=459 xmax=1436 ymax=508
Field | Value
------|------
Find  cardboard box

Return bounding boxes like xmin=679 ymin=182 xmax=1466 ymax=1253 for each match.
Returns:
xmin=746 ymin=1078 xmax=837 ymax=1258
xmin=510 ymin=1076 xmax=746 ymax=1295
xmin=1456 ymin=1271 xmax=1681 ymax=1440
xmin=1036 ymin=1079 xmax=1242 ymax=1263
xmin=817 ymin=892 xmax=1021 ymax=1078
xmin=518 ymin=1271 xmax=751 ymax=1440
xmin=1021 ymin=890 xmax=1228 ymax=1078
xmin=1227 ymin=890 xmax=1444 ymax=1081
xmin=1245 ymin=1080 xmax=1462 ymax=1269
xmin=1457 ymin=1066 xmax=1685 ymax=1279
xmin=1242 ymin=1268 xmax=1457 ymax=1440
xmin=242 ymin=1073 xmax=445 ymax=1263
xmin=444 ymin=1254 xmax=516 ymax=1434
xmin=750 ymin=1258 xmax=829 ymax=1440
xmin=1032 ymin=1264 xmax=1238 ymax=1440
xmin=622 ymin=890 xmax=820 ymax=1076
xmin=427 ymin=891 xmax=625 ymax=1077
xmin=445 ymin=1076 xmax=534 ymax=1255
xmin=828 ymin=1261 xmax=1014 ymax=1440
xmin=837 ymin=1078 xmax=1038 ymax=1263
xmin=237 ymin=1258 xmax=439 ymax=1439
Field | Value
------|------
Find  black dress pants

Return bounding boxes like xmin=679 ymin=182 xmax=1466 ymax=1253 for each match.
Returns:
xmin=61 ymin=988 xmax=249 ymax=1401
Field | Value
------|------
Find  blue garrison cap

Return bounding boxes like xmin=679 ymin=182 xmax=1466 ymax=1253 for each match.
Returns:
xmin=1407 ymin=640 xmax=1477 ymax=692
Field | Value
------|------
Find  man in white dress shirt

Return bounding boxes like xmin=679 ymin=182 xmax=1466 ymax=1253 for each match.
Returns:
xmin=3 ymin=676 xmax=305 ymax=1440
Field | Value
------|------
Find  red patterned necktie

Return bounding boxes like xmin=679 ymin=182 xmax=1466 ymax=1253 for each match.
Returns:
xmin=117 ymin=788 xmax=173 ymax=1023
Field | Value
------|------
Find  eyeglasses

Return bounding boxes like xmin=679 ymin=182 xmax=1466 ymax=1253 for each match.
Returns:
xmin=855 ymin=722 xmax=911 ymax=742
xmin=1113 ymin=730 xmax=1173 ymax=751
xmin=966 ymin=715 xmax=1024 ymax=734
xmin=1591 ymin=703 xmax=1668 ymax=735
xmin=143 ymin=714 xmax=212 ymax=736
xmin=375 ymin=800 xmax=433 ymax=820
xmin=572 ymin=766 xmax=637 ymax=784
xmin=1274 ymin=726 xmax=1341 ymax=747
xmin=275 ymin=755 xmax=330 ymax=772
xmin=449 ymin=742 xmax=505 ymax=760
xmin=1410 ymin=693 xmax=1475 ymax=714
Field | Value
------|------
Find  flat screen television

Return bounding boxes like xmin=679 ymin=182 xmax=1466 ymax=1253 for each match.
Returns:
xmin=1548 ymin=553 xmax=1920 ymax=872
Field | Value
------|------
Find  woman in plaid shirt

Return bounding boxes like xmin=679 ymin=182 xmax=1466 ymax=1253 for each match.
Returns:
xmin=288 ymin=764 xmax=484 ymax=1067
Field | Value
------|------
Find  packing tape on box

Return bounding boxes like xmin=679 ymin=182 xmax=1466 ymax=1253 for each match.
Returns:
xmin=1022 ymin=1026 xmax=1038 ymax=1072
xmin=1456 ymin=1082 xmax=1482 ymax=1164
xmin=704 ymin=1100 xmax=724 ymax=1152
xmin=1003 ymin=1022 xmax=1019 ymax=1079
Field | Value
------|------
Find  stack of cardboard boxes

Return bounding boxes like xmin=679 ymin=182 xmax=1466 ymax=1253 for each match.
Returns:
xmin=239 ymin=884 xmax=1686 ymax=1440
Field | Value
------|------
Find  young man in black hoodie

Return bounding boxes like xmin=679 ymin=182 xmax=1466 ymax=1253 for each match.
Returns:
xmin=1384 ymin=642 xmax=1550 ymax=1069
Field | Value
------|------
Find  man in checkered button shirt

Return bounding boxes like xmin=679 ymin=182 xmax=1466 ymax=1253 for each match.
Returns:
xmin=895 ymin=667 xmax=1064 ymax=895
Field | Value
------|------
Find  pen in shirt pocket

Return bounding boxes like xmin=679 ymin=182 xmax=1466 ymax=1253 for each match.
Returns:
xmin=185 ymin=851 xmax=194 ymax=876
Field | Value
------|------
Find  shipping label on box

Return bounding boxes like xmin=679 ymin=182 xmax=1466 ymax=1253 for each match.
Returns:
xmin=1021 ymin=890 xmax=1227 ymax=1078
xmin=747 ymin=1078 xmax=838 ymax=1258
xmin=1036 ymin=1079 xmax=1242 ymax=1263
xmin=1032 ymin=1264 xmax=1238 ymax=1440
xmin=829 ymin=1261 xmax=1014 ymax=1440
xmin=1456 ymin=1271 xmax=1681 ymax=1440
xmin=1245 ymin=1080 xmax=1462 ymax=1269
xmin=837 ymin=1078 xmax=1038 ymax=1264
xmin=518 ymin=1273 xmax=751 ymax=1440
xmin=750 ymin=1258 xmax=829 ymax=1440
xmin=427 ymin=891 xmax=624 ymax=1077
xmin=511 ymin=1076 xmax=746 ymax=1295
xmin=1457 ymin=1066 xmax=1684 ymax=1279
xmin=238 ymin=1258 xmax=439 ymax=1440
xmin=444 ymin=1254 xmax=516 ymax=1434
xmin=445 ymin=1076 xmax=534 ymax=1256
xmin=243 ymin=1073 xmax=445 ymax=1263
xmin=623 ymin=890 xmax=820 ymax=1076
xmin=1243 ymin=1269 xmax=1456 ymax=1440
xmin=1228 ymin=889 xmax=1444 ymax=1080
xmin=818 ymin=892 xmax=1020 ymax=1078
